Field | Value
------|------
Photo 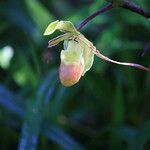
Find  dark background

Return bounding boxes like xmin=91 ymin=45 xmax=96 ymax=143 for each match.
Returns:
xmin=0 ymin=0 xmax=150 ymax=149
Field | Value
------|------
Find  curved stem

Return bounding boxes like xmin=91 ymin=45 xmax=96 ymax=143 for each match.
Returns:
xmin=77 ymin=1 xmax=150 ymax=72
xmin=78 ymin=0 xmax=150 ymax=31
xmin=94 ymin=50 xmax=150 ymax=72
xmin=77 ymin=4 xmax=113 ymax=30
xmin=122 ymin=0 xmax=150 ymax=18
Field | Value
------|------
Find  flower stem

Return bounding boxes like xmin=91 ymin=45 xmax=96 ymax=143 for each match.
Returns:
xmin=78 ymin=0 xmax=150 ymax=31
xmin=122 ymin=0 xmax=150 ymax=18
xmin=94 ymin=50 xmax=150 ymax=72
xmin=77 ymin=4 xmax=113 ymax=30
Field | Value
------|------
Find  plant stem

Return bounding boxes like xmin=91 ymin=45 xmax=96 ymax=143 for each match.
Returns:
xmin=94 ymin=50 xmax=150 ymax=72
xmin=78 ymin=0 xmax=150 ymax=31
xmin=122 ymin=0 xmax=150 ymax=18
xmin=77 ymin=4 xmax=113 ymax=30
xmin=77 ymin=1 xmax=150 ymax=72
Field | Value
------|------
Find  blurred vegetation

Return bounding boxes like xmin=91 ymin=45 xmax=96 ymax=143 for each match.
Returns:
xmin=0 ymin=0 xmax=150 ymax=149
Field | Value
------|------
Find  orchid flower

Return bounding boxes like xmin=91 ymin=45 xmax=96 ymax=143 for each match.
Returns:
xmin=44 ymin=20 xmax=150 ymax=87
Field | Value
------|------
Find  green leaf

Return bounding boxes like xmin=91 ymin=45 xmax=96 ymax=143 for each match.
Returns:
xmin=25 ymin=0 xmax=53 ymax=31
xmin=44 ymin=20 xmax=78 ymax=35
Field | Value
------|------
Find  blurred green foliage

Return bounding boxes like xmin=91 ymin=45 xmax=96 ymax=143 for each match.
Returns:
xmin=0 ymin=0 xmax=150 ymax=149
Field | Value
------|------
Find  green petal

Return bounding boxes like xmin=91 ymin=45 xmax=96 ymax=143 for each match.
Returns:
xmin=82 ymin=44 xmax=94 ymax=75
xmin=78 ymin=34 xmax=94 ymax=75
xmin=44 ymin=20 xmax=78 ymax=36
xmin=48 ymin=33 xmax=72 ymax=48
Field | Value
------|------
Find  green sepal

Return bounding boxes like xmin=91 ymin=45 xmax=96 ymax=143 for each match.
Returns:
xmin=56 ymin=21 xmax=78 ymax=33
xmin=43 ymin=20 xmax=59 ymax=35
xmin=44 ymin=20 xmax=78 ymax=36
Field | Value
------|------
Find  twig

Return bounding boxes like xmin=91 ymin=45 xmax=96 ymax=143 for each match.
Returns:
xmin=77 ymin=4 xmax=113 ymax=30
xmin=122 ymin=0 xmax=150 ymax=18
xmin=78 ymin=0 xmax=150 ymax=31
xmin=94 ymin=50 xmax=150 ymax=72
